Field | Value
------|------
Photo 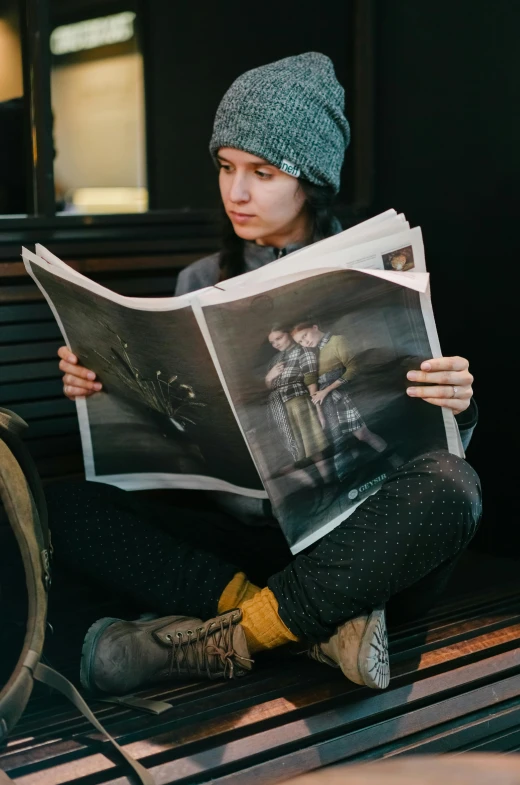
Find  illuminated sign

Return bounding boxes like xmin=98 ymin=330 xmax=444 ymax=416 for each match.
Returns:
xmin=50 ymin=12 xmax=136 ymax=56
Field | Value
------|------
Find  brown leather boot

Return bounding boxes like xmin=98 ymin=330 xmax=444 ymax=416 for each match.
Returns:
xmin=308 ymin=607 xmax=390 ymax=690
xmin=80 ymin=609 xmax=254 ymax=695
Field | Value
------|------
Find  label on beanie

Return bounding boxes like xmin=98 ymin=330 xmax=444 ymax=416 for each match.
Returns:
xmin=280 ymin=159 xmax=301 ymax=178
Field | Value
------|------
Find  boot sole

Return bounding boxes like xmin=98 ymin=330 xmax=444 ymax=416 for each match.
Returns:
xmin=357 ymin=607 xmax=390 ymax=690
xmin=80 ymin=616 xmax=123 ymax=693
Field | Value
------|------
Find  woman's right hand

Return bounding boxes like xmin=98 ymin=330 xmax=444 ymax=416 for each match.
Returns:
xmin=265 ymin=362 xmax=284 ymax=387
xmin=58 ymin=346 xmax=102 ymax=400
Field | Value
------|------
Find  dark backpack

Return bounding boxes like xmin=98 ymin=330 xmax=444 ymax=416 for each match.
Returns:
xmin=0 ymin=408 xmax=152 ymax=785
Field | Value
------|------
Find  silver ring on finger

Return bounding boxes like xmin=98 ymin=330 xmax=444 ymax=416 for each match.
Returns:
xmin=452 ymin=386 xmax=459 ymax=398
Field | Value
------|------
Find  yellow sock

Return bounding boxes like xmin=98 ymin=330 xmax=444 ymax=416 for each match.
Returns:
xmin=239 ymin=586 xmax=299 ymax=653
xmin=218 ymin=571 xmax=261 ymax=614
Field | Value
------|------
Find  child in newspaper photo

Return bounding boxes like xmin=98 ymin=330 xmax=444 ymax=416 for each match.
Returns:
xmin=48 ymin=53 xmax=480 ymax=695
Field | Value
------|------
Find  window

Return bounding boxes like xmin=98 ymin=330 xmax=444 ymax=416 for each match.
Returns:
xmin=0 ymin=0 xmax=26 ymax=214
xmin=50 ymin=6 xmax=147 ymax=214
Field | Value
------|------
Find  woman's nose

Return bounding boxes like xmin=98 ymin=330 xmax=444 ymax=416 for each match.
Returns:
xmin=229 ymin=173 xmax=250 ymax=203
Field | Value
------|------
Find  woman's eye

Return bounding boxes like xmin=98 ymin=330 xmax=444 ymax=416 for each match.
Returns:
xmin=219 ymin=164 xmax=232 ymax=172
xmin=255 ymin=170 xmax=272 ymax=179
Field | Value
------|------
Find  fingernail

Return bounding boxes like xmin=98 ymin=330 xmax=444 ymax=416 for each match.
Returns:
xmin=64 ymin=386 xmax=69 ymax=394
xmin=407 ymin=371 xmax=417 ymax=381
xmin=93 ymin=383 xmax=102 ymax=391
xmin=421 ymin=362 xmax=432 ymax=370
xmin=407 ymin=387 xmax=417 ymax=396
xmin=68 ymin=355 xmax=76 ymax=364
xmin=87 ymin=372 xmax=96 ymax=380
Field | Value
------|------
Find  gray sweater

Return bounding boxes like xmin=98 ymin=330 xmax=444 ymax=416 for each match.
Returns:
xmin=175 ymin=239 xmax=478 ymax=526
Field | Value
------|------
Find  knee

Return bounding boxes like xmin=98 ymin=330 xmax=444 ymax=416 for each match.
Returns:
xmin=408 ymin=450 xmax=482 ymax=528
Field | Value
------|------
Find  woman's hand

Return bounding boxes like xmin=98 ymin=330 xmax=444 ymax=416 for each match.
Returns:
xmin=265 ymin=362 xmax=284 ymax=386
xmin=311 ymin=389 xmax=330 ymax=406
xmin=58 ymin=346 xmax=102 ymax=400
xmin=406 ymin=356 xmax=473 ymax=414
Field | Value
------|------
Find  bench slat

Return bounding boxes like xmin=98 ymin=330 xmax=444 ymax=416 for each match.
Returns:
xmin=0 ymin=359 xmax=59 ymax=383
xmin=0 ymin=302 xmax=52 ymax=324
xmin=0 ymin=285 xmax=42 ymax=303
xmin=0 ymin=275 xmax=180 ymax=303
xmin=0 ymin=254 xmax=201 ymax=278
xmin=1 ymin=378 xmax=63 ymax=403
xmin=0 ymin=340 xmax=63 ymax=363
xmin=20 ymin=415 xmax=79 ymax=439
xmin=0 ymin=322 xmax=61 ymax=344
xmin=10 ymin=398 xmax=74 ymax=420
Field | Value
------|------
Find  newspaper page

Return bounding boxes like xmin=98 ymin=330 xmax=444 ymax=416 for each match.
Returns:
xmin=198 ymin=237 xmax=461 ymax=553
xmin=22 ymin=248 xmax=264 ymax=496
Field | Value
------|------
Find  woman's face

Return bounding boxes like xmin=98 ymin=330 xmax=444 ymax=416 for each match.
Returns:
xmin=218 ymin=147 xmax=308 ymax=247
xmin=268 ymin=331 xmax=293 ymax=351
xmin=292 ymin=325 xmax=321 ymax=348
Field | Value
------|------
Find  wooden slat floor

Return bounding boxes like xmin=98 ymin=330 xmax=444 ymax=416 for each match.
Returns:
xmin=1 ymin=550 xmax=520 ymax=785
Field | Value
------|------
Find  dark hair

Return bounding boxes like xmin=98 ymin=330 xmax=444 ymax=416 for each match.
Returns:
xmin=268 ymin=323 xmax=292 ymax=336
xmin=291 ymin=321 xmax=318 ymax=336
xmin=218 ymin=179 xmax=337 ymax=282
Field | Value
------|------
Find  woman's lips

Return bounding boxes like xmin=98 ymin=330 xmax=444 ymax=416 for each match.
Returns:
xmin=229 ymin=211 xmax=255 ymax=224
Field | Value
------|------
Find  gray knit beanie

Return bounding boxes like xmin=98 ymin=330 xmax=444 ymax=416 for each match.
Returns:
xmin=209 ymin=52 xmax=350 ymax=194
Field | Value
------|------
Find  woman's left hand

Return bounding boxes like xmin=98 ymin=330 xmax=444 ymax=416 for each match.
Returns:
xmin=312 ymin=389 xmax=330 ymax=406
xmin=406 ymin=356 xmax=473 ymax=414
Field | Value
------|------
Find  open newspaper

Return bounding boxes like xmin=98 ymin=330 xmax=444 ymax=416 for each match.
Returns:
xmin=22 ymin=210 xmax=463 ymax=553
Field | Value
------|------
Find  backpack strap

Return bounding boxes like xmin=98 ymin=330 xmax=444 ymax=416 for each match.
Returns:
xmin=0 ymin=407 xmax=50 ymax=560
xmin=33 ymin=663 xmax=154 ymax=785
xmin=0 ymin=436 xmax=48 ymax=733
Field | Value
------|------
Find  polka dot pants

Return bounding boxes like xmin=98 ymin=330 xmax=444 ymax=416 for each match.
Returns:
xmin=45 ymin=482 xmax=239 ymax=620
xmin=269 ymin=450 xmax=482 ymax=640
xmin=46 ymin=449 xmax=481 ymax=640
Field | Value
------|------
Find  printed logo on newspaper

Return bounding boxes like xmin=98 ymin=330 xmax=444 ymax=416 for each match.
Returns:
xmin=280 ymin=159 xmax=301 ymax=178
xmin=348 ymin=474 xmax=388 ymax=501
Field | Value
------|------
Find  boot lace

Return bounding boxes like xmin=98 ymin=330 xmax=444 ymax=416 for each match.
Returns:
xmin=166 ymin=613 xmax=253 ymax=679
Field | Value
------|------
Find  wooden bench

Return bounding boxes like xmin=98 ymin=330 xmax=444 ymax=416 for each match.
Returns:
xmin=1 ymin=549 xmax=519 ymax=784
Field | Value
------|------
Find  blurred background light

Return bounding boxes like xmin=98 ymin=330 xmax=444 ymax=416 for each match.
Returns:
xmin=50 ymin=12 xmax=136 ymax=56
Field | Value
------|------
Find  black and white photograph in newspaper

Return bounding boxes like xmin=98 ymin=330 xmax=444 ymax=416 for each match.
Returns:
xmin=201 ymin=268 xmax=461 ymax=553
xmin=22 ymin=253 xmax=263 ymax=495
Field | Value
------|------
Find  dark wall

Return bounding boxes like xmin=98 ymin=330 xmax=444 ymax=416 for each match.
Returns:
xmin=373 ymin=1 xmax=519 ymax=551
xmin=142 ymin=0 xmax=354 ymax=210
